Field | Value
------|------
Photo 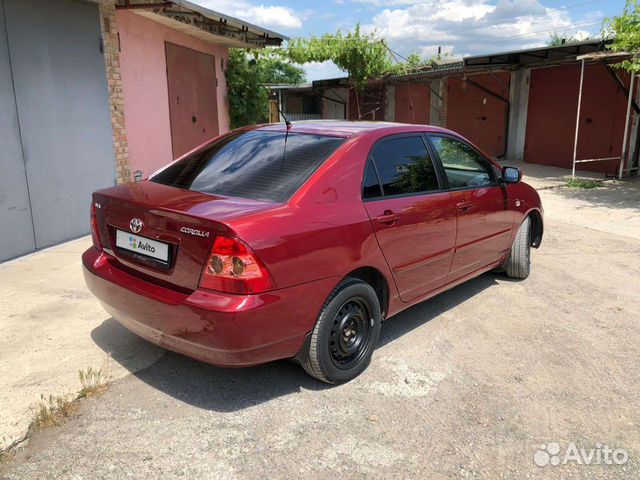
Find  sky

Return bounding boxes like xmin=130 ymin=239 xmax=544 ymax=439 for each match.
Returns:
xmin=195 ymin=0 xmax=628 ymax=81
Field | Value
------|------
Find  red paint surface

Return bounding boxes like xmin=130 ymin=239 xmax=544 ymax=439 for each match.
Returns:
xmin=348 ymin=86 xmax=386 ymax=120
xmin=446 ymin=73 xmax=510 ymax=158
xmin=166 ymin=42 xmax=219 ymax=159
xmin=525 ymin=63 xmax=630 ymax=173
xmin=395 ymin=83 xmax=430 ymax=124
xmin=84 ymin=121 xmax=542 ymax=367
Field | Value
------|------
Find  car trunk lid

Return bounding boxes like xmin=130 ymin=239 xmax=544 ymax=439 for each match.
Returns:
xmin=93 ymin=181 xmax=277 ymax=292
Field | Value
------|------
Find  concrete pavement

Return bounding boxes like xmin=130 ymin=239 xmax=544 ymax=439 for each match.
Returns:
xmin=0 ymin=238 xmax=164 ymax=451
xmin=1 ymin=164 xmax=639 ymax=478
xmin=2 ymin=219 xmax=639 ymax=479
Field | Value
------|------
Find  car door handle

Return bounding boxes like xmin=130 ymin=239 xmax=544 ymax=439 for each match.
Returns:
xmin=456 ymin=201 xmax=475 ymax=211
xmin=376 ymin=211 xmax=400 ymax=224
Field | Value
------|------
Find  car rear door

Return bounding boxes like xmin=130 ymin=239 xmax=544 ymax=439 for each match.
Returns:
xmin=427 ymin=134 xmax=514 ymax=282
xmin=362 ymin=134 xmax=457 ymax=302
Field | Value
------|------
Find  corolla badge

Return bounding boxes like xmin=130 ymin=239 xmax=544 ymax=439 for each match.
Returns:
xmin=180 ymin=227 xmax=210 ymax=238
xmin=129 ymin=218 xmax=143 ymax=234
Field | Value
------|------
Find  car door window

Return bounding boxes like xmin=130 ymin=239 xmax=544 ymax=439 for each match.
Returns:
xmin=368 ymin=136 xmax=440 ymax=197
xmin=430 ymin=136 xmax=494 ymax=189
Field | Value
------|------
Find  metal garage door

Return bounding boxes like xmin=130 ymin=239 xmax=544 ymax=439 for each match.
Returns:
xmin=0 ymin=0 xmax=36 ymax=260
xmin=166 ymin=42 xmax=219 ymax=159
xmin=0 ymin=0 xmax=115 ymax=261
xmin=524 ymin=64 xmax=628 ymax=173
xmin=446 ymin=72 xmax=510 ymax=158
xmin=395 ymin=83 xmax=430 ymax=125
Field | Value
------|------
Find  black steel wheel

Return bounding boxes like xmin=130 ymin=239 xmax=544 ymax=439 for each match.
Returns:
xmin=329 ymin=298 xmax=373 ymax=370
xmin=301 ymin=277 xmax=382 ymax=383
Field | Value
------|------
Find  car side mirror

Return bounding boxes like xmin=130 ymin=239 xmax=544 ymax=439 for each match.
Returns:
xmin=501 ymin=166 xmax=521 ymax=184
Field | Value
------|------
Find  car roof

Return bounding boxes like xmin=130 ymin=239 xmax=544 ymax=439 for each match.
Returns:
xmin=251 ymin=120 xmax=453 ymax=138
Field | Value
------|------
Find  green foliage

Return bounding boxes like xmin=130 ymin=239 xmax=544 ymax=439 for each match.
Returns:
xmin=548 ymin=32 xmax=579 ymax=46
xmin=566 ymin=178 xmax=602 ymax=189
xmin=258 ymin=56 xmax=306 ymax=85
xmin=286 ymin=24 xmax=393 ymax=91
xmin=394 ymin=155 xmax=439 ymax=193
xmin=387 ymin=52 xmax=436 ymax=75
xmin=226 ymin=49 xmax=306 ymax=129
xmin=604 ymin=0 xmax=640 ymax=73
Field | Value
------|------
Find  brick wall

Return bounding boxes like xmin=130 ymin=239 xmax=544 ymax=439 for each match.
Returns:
xmin=97 ymin=0 xmax=131 ymax=184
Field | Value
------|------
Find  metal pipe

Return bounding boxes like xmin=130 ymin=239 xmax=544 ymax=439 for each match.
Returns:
xmin=572 ymin=58 xmax=585 ymax=178
xmin=619 ymin=72 xmax=635 ymax=179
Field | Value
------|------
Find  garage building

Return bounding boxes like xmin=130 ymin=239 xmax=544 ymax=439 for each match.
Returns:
xmin=0 ymin=0 xmax=285 ymax=262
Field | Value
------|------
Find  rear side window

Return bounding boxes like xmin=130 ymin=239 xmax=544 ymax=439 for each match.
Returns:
xmin=368 ymin=135 xmax=439 ymax=197
xmin=151 ymin=131 xmax=345 ymax=202
xmin=362 ymin=161 xmax=383 ymax=199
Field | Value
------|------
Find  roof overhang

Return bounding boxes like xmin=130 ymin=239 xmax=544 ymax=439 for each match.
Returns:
xmin=464 ymin=39 xmax=611 ymax=69
xmin=115 ymin=0 xmax=287 ymax=48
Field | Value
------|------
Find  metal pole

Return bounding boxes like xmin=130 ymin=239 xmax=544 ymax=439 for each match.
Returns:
xmin=619 ymin=72 xmax=635 ymax=179
xmin=572 ymin=58 xmax=585 ymax=178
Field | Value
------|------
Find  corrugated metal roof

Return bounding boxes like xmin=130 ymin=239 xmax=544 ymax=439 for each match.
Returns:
xmin=389 ymin=61 xmax=463 ymax=81
xmin=464 ymin=39 xmax=610 ymax=67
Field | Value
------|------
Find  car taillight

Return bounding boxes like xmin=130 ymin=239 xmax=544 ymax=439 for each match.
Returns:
xmin=199 ymin=236 xmax=275 ymax=295
xmin=90 ymin=202 xmax=101 ymax=250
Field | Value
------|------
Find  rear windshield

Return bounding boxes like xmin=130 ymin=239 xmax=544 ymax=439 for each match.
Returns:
xmin=151 ymin=131 xmax=345 ymax=202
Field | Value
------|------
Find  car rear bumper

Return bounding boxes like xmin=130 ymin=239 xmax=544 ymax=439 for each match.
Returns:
xmin=82 ymin=247 xmax=338 ymax=367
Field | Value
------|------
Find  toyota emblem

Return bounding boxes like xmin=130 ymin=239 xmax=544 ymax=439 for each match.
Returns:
xmin=129 ymin=218 xmax=143 ymax=234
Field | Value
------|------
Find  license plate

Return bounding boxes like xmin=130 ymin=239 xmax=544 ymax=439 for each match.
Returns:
xmin=115 ymin=230 xmax=169 ymax=262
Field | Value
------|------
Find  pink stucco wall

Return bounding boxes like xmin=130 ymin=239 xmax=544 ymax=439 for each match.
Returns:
xmin=116 ymin=10 xmax=230 ymax=178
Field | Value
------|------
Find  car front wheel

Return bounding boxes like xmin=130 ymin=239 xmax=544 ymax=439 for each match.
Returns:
xmin=301 ymin=277 xmax=382 ymax=384
xmin=504 ymin=216 xmax=531 ymax=279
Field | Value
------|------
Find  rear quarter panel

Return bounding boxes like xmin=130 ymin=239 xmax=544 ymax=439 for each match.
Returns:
xmin=227 ymin=135 xmax=398 ymax=301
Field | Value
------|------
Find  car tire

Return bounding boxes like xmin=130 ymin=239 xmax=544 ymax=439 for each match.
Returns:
xmin=301 ymin=277 xmax=382 ymax=384
xmin=504 ymin=216 xmax=531 ymax=279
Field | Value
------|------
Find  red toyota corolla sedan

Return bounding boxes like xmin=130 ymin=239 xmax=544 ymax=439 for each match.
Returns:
xmin=83 ymin=121 xmax=543 ymax=383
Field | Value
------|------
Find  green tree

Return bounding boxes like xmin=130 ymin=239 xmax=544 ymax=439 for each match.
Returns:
xmin=286 ymin=25 xmax=392 ymax=92
xmin=258 ymin=56 xmax=306 ymax=85
xmin=604 ymin=0 xmax=640 ymax=73
xmin=285 ymin=24 xmax=432 ymax=118
xmin=226 ymin=49 xmax=305 ymax=128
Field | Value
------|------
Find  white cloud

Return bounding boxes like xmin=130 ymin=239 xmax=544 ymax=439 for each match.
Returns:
xmin=359 ymin=0 xmax=604 ymax=59
xmin=194 ymin=1 xmax=304 ymax=30
xmin=236 ymin=5 xmax=303 ymax=28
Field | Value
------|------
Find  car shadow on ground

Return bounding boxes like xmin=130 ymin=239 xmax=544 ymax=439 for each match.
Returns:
xmin=91 ymin=273 xmax=505 ymax=412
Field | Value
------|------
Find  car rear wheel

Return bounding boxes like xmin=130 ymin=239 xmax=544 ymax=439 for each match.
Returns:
xmin=301 ymin=277 xmax=382 ymax=384
xmin=504 ymin=216 xmax=531 ymax=279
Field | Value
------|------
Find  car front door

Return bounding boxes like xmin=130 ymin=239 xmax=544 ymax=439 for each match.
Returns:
xmin=427 ymin=134 xmax=514 ymax=282
xmin=362 ymin=134 xmax=457 ymax=302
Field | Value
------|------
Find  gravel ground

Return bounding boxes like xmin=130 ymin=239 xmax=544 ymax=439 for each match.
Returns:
xmin=2 ymin=217 xmax=639 ymax=479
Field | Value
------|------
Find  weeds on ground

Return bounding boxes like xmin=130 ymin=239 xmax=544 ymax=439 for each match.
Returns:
xmin=31 ymin=368 xmax=109 ymax=431
xmin=0 ymin=367 xmax=110 ymax=461
xmin=78 ymin=367 xmax=109 ymax=398
xmin=566 ymin=178 xmax=603 ymax=189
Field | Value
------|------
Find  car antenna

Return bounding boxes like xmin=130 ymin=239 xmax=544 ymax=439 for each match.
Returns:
xmin=270 ymin=91 xmax=292 ymax=168
xmin=264 ymin=85 xmax=292 ymax=169
xmin=273 ymin=98 xmax=292 ymax=129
